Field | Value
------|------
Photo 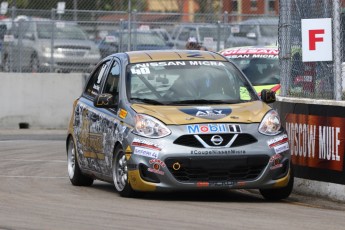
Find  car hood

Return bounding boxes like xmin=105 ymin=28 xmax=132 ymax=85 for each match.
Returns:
xmin=131 ymin=101 xmax=271 ymax=125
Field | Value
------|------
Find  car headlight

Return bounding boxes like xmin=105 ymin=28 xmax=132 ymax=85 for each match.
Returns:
xmin=258 ymin=110 xmax=282 ymax=135
xmin=133 ymin=114 xmax=171 ymax=138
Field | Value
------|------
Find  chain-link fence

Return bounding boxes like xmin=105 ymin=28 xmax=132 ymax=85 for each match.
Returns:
xmin=279 ymin=0 xmax=344 ymax=100
xmin=0 ymin=0 xmax=279 ymax=73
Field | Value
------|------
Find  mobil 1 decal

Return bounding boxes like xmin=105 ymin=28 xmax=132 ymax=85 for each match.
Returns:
xmin=285 ymin=114 xmax=344 ymax=171
xmin=180 ymin=107 xmax=231 ymax=120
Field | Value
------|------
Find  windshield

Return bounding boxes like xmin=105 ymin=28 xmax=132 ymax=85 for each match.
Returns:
xmin=231 ymin=57 xmax=279 ymax=85
xmin=37 ymin=23 xmax=88 ymax=40
xmin=126 ymin=60 xmax=258 ymax=105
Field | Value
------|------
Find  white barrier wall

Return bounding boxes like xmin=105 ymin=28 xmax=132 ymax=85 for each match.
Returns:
xmin=0 ymin=73 xmax=87 ymax=129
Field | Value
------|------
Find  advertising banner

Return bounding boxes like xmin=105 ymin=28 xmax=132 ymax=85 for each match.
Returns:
xmin=274 ymin=101 xmax=345 ymax=184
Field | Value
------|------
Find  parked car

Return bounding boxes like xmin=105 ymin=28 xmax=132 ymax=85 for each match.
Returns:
xmin=66 ymin=49 xmax=293 ymax=200
xmin=227 ymin=17 xmax=279 ymax=47
xmin=97 ymin=29 xmax=173 ymax=58
xmin=171 ymin=23 xmax=231 ymax=51
xmin=219 ymin=46 xmax=280 ymax=95
xmin=151 ymin=28 xmax=175 ymax=48
xmin=1 ymin=16 xmax=101 ymax=72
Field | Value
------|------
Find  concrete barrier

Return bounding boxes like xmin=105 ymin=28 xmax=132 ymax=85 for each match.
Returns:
xmin=275 ymin=96 xmax=345 ymax=202
xmin=0 ymin=73 xmax=87 ymax=129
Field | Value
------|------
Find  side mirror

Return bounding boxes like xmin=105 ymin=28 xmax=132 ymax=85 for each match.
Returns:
xmin=94 ymin=93 xmax=116 ymax=108
xmin=261 ymin=89 xmax=276 ymax=103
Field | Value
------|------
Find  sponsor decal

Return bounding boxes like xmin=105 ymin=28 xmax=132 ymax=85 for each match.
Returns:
xmin=187 ymin=124 xmax=228 ymax=134
xmin=180 ymin=107 xmax=231 ymax=120
xmin=190 ymin=149 xmax=245 ymax=155
xmin=269 ymin=154 xmax=283 ymax=170
xmin=228 ymin=124 xmax=242 ymax=133
xmin=125 ymin=146 xmax=132 ymax=153
xmin=119 ymin=109 xmax=128 ymax=119
xmin=285 ymin=114 xmax=344 ymax=171
xmin=149 ymin=158 xmax=166 ymax=168
xmin=274 ymin=142 xmax=289 ymax=154
xmin=131 ymin=61 xmax=225 ymax=75
xmin=267 ymin=134 xmax=289 ymax=148
xmin=209 ymin=181 xmax=235 ymax=187
xmin=148 ymin=168 xmax=165 ymax=175
xmin=189 ymin=61 xmax=225 ymax=66
xmin=132 ymin=138 xmax=161 ymax=151
xmin=133 ymin=147 xmax=159 ymax=158
xmin=197 ymin=182 xmax=209 ymax=187
xmin=221 ymin=48 xmax=278 ymax=56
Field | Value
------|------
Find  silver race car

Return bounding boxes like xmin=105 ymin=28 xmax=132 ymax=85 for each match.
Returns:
xmin=66 ymin=50 xmax=293 ymax=200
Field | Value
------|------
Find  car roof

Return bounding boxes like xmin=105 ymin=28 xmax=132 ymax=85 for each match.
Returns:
xmin=122 ymin=50 xmax=227 ymax=64
xmin=219 ymin=46 xmax=278 ymax=56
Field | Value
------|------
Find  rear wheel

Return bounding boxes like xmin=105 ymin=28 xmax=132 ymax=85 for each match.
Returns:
xmin=112 ymin=146 xmax=136 ymax=197
xmin=67 ymin=137 xmax=94 ymax=186
xmin=259 ymin=164 xmax=294 ymax=201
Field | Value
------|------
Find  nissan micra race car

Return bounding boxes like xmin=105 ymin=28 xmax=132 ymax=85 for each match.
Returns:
xmin=219 ymin=46 xmax=280 ymax=95
xmin=66 ymin=50 xmax=293 ymax=200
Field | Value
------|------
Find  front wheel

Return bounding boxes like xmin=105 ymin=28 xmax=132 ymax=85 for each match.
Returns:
xmin=112 ymin=146 xmax=136 ymax=197
xmin=67 ymin=137 xmax=94 ymax=186
xmin=259 ymin=164 xmax=294 ymax=201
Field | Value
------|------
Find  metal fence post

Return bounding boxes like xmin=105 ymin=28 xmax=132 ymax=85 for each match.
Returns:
xmin=51 ymin=8 xmax=55 ymax=73
xmin=216 ymin=21 xmax=221 ymax=51
xmin=279 ymin=0 xmax=292 ymax=97
xmin=333 ymin=0 xmax=342 ymax=100
xmin=9 ymin=6 xmax=16 ymax=72
xmin=223 ymin=11 xmax=229 ymax=49
xmin=127 ymin=0 xmax=132 ymax=52
xmin=18 ymin=20 xmax=23 ymax=73
xmin=133 ymin=10 xmax=137 ymax=51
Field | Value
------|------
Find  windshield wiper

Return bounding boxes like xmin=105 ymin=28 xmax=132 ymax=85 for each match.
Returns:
xmin=130 ymin=97 xmax=165 ymax=105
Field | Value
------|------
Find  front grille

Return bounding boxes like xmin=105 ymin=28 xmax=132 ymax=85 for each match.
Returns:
xmin=173 ymin=134 xmax=257 ymax=148
xmin=61 ymin=50 xmax=87 ymax=56
xmin=165 ymin=155 xmax=269 ymax=182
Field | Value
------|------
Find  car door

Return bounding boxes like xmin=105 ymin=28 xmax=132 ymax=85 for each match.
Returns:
xmin=73 ymin=59 xmax=112 ymax=174
xmin=86 ymin=59 xmax=123 ymax=178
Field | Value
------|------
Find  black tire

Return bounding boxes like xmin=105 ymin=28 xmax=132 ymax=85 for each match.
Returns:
xmin=112 ymin=146 xmax=136 ymax=197
xmin=259 ymin=164 xmax=294 ymax=201
xmin=67 ymin=137 xmax=94 ymax=186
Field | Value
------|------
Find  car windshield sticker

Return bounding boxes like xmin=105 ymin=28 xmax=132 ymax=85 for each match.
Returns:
xmin=180 ymin=107 xmax=231 ymax=120
xmin=131 ymin=61 xmax=225 ymax=75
